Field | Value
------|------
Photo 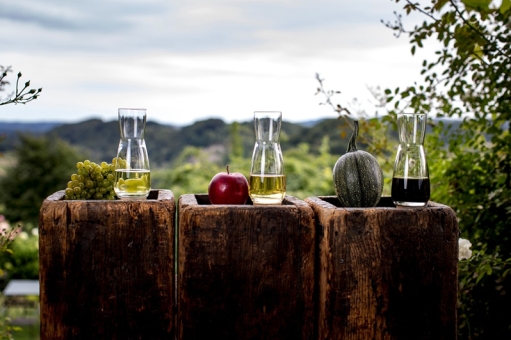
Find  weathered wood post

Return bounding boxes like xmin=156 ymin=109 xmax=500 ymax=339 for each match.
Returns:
xmin=305 ymin=196 xmax=459 ymax=340
xmin=177 ymin=194 xmax=315 ymax=340
xmin=38 ymin=189 xmax=175 ymax=340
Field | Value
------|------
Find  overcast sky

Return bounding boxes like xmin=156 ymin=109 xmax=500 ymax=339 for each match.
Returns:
xmin=0 ymin=0 xmax=429 ymax=126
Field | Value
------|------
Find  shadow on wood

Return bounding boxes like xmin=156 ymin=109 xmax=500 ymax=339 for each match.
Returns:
xmin=38 ymin=189 xmax=175 ymax=340
xmin=305 ymin=196 xmax=459 ymax=340
xmin=178 ymin=194 xmax=315 ymax=340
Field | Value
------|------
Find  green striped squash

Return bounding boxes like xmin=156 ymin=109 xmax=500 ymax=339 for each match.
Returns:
xmin=333 ymin=120 xmax=383 ymax=207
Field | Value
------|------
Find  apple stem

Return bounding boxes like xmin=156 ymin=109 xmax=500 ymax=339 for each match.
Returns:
xmin=226 ymin=165 xmax=230 ymax=174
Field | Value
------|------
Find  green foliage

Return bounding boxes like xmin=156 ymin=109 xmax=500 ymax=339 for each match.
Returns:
xmin=0 ymin=64 xmax=42 ymax=338
xmin=284 ymin=138 xmax=337 ymax=199
xmin=0 ymin=315 xmax=19 ymax=340
xmin=151 ymin=134 xmax=339 ymax=201
xmin=0 ymin=134 xmax=84 ymax=225
xmin=382 ymin=1 xmax=511 ymax=338
xmin=152 ymin=146 xmax=224 ymax=199
xmin=229 ymin=122 xmax=244 ymax=160
xmin=318 ymin=0 xmax=510 ymax=336
xmin=2 ymin=117 xmax=354 ymax=169
xmin=458 ymin=247 xmax=511 ymax=338
xmin=0 ymin=229 xmax=39 ymax=281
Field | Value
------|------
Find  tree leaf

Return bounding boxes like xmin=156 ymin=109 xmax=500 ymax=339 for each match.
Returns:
xmin=501 ymin=0 xmax=511 ymax=14
xmin=462 ymin=0 xmax=491 ymax=11
xmin=433 ymin=0 xmax=450 ymax=11
xmin=472 ymin=43 xmax=484 ymax=59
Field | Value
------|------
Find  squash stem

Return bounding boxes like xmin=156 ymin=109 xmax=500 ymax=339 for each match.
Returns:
xmin=346 ymin=120 xmax=359 ymax=152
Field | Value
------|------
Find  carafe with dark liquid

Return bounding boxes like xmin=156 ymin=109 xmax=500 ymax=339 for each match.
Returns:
xmin=391 ymin=113 xmax=430 ymax=207
xmin=249 ymin=111 xmax=286 ymax=205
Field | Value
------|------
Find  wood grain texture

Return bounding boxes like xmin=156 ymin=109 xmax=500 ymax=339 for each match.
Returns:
xmin=178 ymin=194 xmax=316 ymax=340
xmin=305 ymin=196 xmax=459 ymax=340
xmin=38 ymin=190 xmax=175 ymax=340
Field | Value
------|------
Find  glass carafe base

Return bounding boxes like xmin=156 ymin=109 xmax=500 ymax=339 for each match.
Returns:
xmin=393 ymin=200 xmax=428 ymax=207
xmin=391 ymin=176 xmax=430 ymax=208
xmin=250 ymin=194 xmax=286 ymax=205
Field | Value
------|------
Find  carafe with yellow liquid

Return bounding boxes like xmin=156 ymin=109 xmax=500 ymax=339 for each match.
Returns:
xmin=114 ymin=108 xmax=151 ymax=199
xmin=249 ymin=111 xmax=286 ymax=205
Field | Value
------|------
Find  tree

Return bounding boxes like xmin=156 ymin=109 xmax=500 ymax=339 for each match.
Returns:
xmin=0 ymin=65 xmax=43 ymax=339
xmin=382 ymin=2 xmax=511 ymax=337
xmin=318 ymin=0 xmax=511 ymax=338
xmin=0 ymin=134 xmax=83 ymax=226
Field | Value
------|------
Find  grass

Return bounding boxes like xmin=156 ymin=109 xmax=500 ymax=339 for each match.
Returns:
xmin=11 ymin=322 xmax=39 ymax=340
xmin=1 ymin=296 xmax=39 ymax=340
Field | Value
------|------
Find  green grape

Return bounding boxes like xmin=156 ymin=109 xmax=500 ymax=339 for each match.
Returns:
xmin=65 ymin=159 xmax=119 ymax=200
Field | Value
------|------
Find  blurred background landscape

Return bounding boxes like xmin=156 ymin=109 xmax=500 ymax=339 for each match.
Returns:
xmin=1 ymin=0 xmax=510 ymax=338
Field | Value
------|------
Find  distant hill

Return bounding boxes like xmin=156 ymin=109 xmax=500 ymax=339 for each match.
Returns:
xmin=0 ymin=117 xmax=353 ymax=165
xmin=0 ymin=121 xmax=62 ymax=134
xmin=0 ymin=117 xmax=462 ymax=167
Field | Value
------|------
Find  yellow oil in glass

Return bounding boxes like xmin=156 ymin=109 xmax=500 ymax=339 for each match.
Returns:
xmin=249 ymin=174 xmax=286 ymax=205
xmin=114 ymin=169 xmax=151 ymax=199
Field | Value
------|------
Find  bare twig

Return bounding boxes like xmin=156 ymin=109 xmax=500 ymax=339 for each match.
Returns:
xmin=0 ymin=67 xmax=42 ymax=106
xmin=315 ymin=73 xmax=354 ymax=127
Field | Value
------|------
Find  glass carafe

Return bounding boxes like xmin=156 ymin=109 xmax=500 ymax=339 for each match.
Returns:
xmin=249 ymin=111 xmax=286 ymax=205
xmin=114 ymin=108 xmax=151 ymax=199
xmin=391 ymin=112 xmax=430 ymax=207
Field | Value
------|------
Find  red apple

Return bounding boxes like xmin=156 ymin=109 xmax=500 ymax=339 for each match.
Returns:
xmin=208 ymin=166 xmax=249 ymax=205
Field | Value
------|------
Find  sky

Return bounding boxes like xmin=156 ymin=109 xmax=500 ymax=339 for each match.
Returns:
xmin=0 ymin=0 xmax=430 ymax=126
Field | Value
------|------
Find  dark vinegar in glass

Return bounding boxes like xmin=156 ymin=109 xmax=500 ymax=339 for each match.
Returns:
xmin=391 ymin=177 xmax=430 ymax=205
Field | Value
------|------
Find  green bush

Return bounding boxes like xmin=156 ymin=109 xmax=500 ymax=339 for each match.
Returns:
xmin=0 ymin=229 xmax=39 ymax=281
xmin=318 ymin=1 xmax=511 ymax=337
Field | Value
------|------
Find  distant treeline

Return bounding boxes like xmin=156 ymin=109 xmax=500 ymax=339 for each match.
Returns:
xmin=0 ymin=117 xmax=460 ymax=167
xmin=0 ymin=118 xmax=354 ymax=166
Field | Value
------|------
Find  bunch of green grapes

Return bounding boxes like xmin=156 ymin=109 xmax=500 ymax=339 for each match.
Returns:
xmin=64 ymin=158 xmax=126 ymax=200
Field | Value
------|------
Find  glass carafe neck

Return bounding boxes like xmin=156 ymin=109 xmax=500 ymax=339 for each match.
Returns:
xmin=119 ymin=108 xmax=147 ymax=139
xmin=397 ymin=113 xmax=427 ymax=145
xmin=254 ymin=111 xmax=282 ymax=142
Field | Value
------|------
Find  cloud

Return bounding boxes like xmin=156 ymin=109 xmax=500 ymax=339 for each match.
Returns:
xmin=0 ymin=0 xmax=407 ymax=54
xmin=0 ymin=0 xmax=431 ymax=126
xmin=0 ymin=1 xmax=136 ymax=31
